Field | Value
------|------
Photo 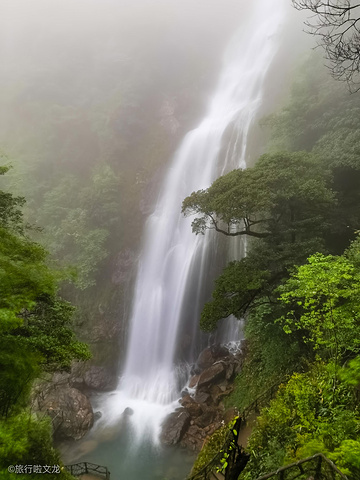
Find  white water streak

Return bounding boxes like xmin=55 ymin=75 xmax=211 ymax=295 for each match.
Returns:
xmin=100 ymin=0 xmax=287 ymax=441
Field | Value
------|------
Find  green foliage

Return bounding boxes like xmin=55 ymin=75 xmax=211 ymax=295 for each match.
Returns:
xmin=200 ymin=259 xmax=270 ymax=332
xmin=197 ymin=55 xmax=360 ymax=480
xmin=184 ymin=149 xmax=339 ymax=333
xmin=0 ymin=164 xmax=25 ymax=234
xmin=11 ymin=295 xmax=91 ymax=371
xmin=339 ymin=356 xmax=360 ymax=387
xmin=279 ymin=253 xmax=360 ymax=361
xmin=0 ymin=337 xmax=41 ymax=417
xmin=39 ymin=177 xmax=111 ymax=289
xmin=0 ymin=164 xmax=90 ymax=473
xmin=216 ymin=417 xmax=240 ymax=474
xmin=190 ymin=423 xmax=228 ymax=476
xmin=226 ymin=303 xmax=306 ymax=411
xmin=0 ymin=227 xmax=56 ymax=332
xmin=263 ymin=53 xmax=349 ymax=154
xmin=182 ymin=151 xmax=334 ymax=241
xmin=0 ymin=412 xmax=76 ymax=479
xmin=329 ymin=440 xmax=360 ymax=477
xmin=264 ymin=54 xmax=360 ymax=252
xmin=243 ymin=363 xmax=360 ymax=479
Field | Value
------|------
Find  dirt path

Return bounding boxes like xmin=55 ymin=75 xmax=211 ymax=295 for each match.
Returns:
xmin=238 ymin=412 xmax=258 ymax=448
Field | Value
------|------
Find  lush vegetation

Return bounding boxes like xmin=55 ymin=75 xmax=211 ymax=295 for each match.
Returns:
xmin=190 ymin=422 xmax=229 ymax=476
xmin=185 ymin=54 xmax=360 ymax=478
xmin=0 ymin=165 xmax=89 ymax=479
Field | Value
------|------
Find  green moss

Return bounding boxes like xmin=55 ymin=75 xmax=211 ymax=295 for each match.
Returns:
xmin=190 ymin=423 xmax=228 ymax=477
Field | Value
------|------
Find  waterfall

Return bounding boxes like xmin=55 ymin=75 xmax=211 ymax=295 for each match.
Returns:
xmin=100 ymin=0 xmax=287 ymax=443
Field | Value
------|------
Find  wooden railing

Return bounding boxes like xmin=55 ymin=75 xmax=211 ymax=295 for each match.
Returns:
xmin=240 ymin=382 xmax=283 ymax=422
xmin=254 ymin=453 xmax=351 ymax=480
xmin=187 ymin=417 xmax=242 ymax=480
xmin=186 ymin=382 xmax=282 ymax=480
xmin=65 ymin=462 xmax=110 ymax=479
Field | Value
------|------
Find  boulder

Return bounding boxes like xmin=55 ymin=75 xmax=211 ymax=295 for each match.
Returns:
xmin=180 ymin=394 xmax=193 ymax=406
xmin=195 ymin=408 xmax=218 ymax=428
xmin=196 ymin=347 xmax=215 ymax=370
xmin=160 ymin=409 xmax=191 ymax=445
xmin=196 ymin=345 xmax=229 ymax=370
xmin=188 ymin=374 xmax=200 ymax=388
xmin=39 ymin=386 xmax=94 ymax=441
xmin=225 ymin=362 xmax=236 ymax=381
xmin=206 ymin=421 xmax=222 ymax=437
xmin=94 ymin=411 xmax=102 ymax=422
xmin=184 ymin=402 xmax=203 ymax=418
xmin=197 ymin=362 xmax=226 ymax=388
xmin=209 ymin=384 xmax=223 ymax=405
xmin=180 ymin=425 xmax=206 ymax=451
xmin=194 ymin=389 xmax=211 ymax=405
xmin=123 ymin=407 xmax=134 ymax=416
xmin=167 ymin=345 xmax=246 ymax=453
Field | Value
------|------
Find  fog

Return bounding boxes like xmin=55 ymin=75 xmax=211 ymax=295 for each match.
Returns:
xmin=0 ymin=0 xmax=310 ymax=166
xmin=1 ymin=1 xmax=265 ymax=172
xmin=1 ymin=0 xmax=251 ymax=73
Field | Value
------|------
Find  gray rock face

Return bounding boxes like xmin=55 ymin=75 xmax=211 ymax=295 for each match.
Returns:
xmin=160 ymin=409 xmax=191 ymax=445
xmin=83 ymin=366 xmax=116 ymax=391
xmin=111 ymin=249 xmax=136 ymax=285
xmin=196 ymin=347 xmax=216 ymax=371
xmin=70 ymin=363 xmax=117 ymax=391
xmin=38 ymin=386 xmax=94 ymax=441
xmin=159 ymin=97 xmax=180 ymax=135
xmin=197 ymin=362 xmax=226 ymax=387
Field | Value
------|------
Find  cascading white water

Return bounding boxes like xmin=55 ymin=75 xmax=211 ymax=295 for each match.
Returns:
xmin=101 ymin=0 xmax=287 ymax=443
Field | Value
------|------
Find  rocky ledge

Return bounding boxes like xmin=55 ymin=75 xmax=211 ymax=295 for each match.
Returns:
xmin=160 ymin=345 xmax=243 ymax=452
xmin=32 ymin=363 xmax=117 ymax=442
xmin=33 ymin=372 xmax=94 ymax=441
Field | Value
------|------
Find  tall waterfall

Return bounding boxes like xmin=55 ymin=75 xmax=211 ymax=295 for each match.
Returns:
xmin=101 ymin=0 xmax=287 ymax=443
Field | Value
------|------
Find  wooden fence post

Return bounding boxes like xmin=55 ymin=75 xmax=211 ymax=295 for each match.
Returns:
xmin=315 ymin=456 xmax=322 ymax=480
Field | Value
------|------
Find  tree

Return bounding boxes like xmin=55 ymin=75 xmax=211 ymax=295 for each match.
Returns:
xmin=200 ymin=259 xmax=271 ymax=331
xmin=279 ymin=252 xmax=360 ymax=364
xmin=184 ymin=152 xmax=337 ymax=332
xmin=0 ymin=412 xmax=76 ymax=479
xmin=0 ymin=227 xmax=56 ymax=332
xmin=182 ymin=152 xmax=334 ymax=242
xmin=292 ymin=1 xmax=360 ymax=90
xmin=0 ymin=165 xmax=25 ymax=233
xmin=0 ymin=165 xmax=90 ymax=417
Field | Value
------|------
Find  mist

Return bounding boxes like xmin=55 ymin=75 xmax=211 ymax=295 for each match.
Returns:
xmin=0 ymin=2 xmax=324 ymax=479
